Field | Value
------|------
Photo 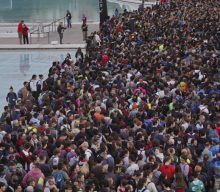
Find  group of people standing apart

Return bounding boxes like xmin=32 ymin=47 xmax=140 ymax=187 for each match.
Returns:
xmin=17 ymin=20 xmax=29 ymax=44
xmin=17 ymin=10 xmax=88 ymax=45
xmin=57 ymin=10 xmax=88 ymax=44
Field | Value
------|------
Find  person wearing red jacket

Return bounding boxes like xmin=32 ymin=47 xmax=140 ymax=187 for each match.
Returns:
xmin=19 ymin=142 xmax=32 ymax=171
xmin=22 ymin=23 xmax=29 ymax=44
xmin=17 ymin=20 xmax=24 ymax=44
xmin=116 ymin=20 xmax=123 ymax=33
xmin=159 ymin=157 xmax=175 ymax=181
xmin=160 ymin=0 xmax=167 ymax=4
xmin=100 ymin=52 xmax=109 ymax=66
xmin=215 ymin=122 xmax=220 ymax=136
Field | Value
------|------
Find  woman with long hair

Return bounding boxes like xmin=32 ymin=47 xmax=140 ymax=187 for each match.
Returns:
xmin=135 ymin=178 xmax=148 ymax=192
xmin=173 ymin=173 xmax=187 ymax=192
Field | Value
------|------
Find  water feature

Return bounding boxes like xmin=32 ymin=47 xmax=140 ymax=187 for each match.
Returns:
xmin=0 ymin=0 xmax=140 ymax=23
xmin=0 ymin=50 xmax=75 ymax=110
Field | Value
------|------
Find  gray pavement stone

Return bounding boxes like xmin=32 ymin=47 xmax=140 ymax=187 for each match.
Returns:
xmin=0 ymin=23 xmax=99 ymax=45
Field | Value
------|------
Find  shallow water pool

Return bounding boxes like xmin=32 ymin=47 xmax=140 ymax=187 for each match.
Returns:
xmin=0 ymin=49 xmax=76 ymax=111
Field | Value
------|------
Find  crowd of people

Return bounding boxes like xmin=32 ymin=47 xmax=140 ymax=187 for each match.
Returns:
xmin=1 ymin=0 xmax=220 ymax=191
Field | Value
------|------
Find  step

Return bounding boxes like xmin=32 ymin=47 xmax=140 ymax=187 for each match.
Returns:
xmin=0 ymin=33 xmax=46 ymax=38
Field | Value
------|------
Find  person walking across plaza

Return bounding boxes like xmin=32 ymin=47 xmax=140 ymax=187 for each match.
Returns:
xmin=57 ymin=22 xmax=66 ymax=44
xmin=81 ymin=21 xmax=88 ymax=42
xmin=66 ymin=10 xmax=72 ymax=28
xmin=22 ymin=22 xmax=29 ymax=44
xmin=17 ymin=20 xmax=24 ymax=44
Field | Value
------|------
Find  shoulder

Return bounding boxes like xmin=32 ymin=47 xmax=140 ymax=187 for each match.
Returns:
xmin=147 ymin=182 xmax=155 ymax=187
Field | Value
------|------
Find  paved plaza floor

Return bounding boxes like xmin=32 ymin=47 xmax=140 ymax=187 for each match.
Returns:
xmin=0 ymin=23 xmax=99 ymax=47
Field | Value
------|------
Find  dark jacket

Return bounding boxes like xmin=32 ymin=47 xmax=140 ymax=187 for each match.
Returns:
xmin=6 ymin=92 xmax=17 ymax=106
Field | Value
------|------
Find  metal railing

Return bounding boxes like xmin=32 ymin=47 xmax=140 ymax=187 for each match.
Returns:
xmin=29 ymin=16 xmax=66 ymax=44
xmin=29 ymin=26 xmax=40 ymax=44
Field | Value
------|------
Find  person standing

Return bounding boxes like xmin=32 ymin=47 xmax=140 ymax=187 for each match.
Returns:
xmin=22 ymin=23 xmax=29 ymax=44
xmin=17 ymin=20 xmax=24 ymax=44
xmin=66 ymin=10 xmax=72 ymax=28
xmin=29 ymin=74 xmax=38 ymax=102
xmin=115 ymin=8 xmax=119 ymax=17
xmin=57 ymin=22 xmax=66 ymax=44
xmin=81 ymin=22 xmax=88 ymax=42
xmin=75 ymin=47 xmax=84 ymax=62
xmin=6 ymin=86 xmax=17 ymax=109
xmin=36 ymin=74 xmax=44 ymax=97
xmin=82 ymin=14 xmax=87 ymax=24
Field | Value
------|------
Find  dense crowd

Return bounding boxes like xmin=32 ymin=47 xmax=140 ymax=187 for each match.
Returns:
xmin=1 ymin=0 xmax=220 ymax=191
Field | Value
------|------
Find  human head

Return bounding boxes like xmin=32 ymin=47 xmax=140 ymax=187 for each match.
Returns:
xmin=39 ymin=74 xmax=43 ymax=79
xmin=9 ymin=86 xmax=13 ymax=92
xmin=0 ymin=182 xmax=6 ymax=192
xmin=32 ymin=74 xmax=37 ymax=80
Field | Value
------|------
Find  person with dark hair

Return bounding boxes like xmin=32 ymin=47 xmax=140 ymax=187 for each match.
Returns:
xmin=162 ymin=179 xmax=174 ymax=192
xmin=126 ymin=153 xmax=139 ymax=176
xmin=57 ymin=22 xmax=66 ymax=44
xmin=0 ymin=182 xmax=6 ymax=192
xmin=29 ymin=74 xmax=38 ymax=102
xmin=81 ymin=22 xmax=88 ymax=42
xmin=172 ymin=173 xmax=186 ymax=192
xmin=117 ymin=179 xmax=127 ymax=192
xmin=143 ymin=169 xmax=158 ymax=192
xmin=188 ymin=172 xmax=205 ymax=192
xmin=19 ymin=142 xmax=32 ymax=171
xmin=6 ymin=86 xmax=17 ymax=109
xmin=22 ymin=22 xmax=29 ymax=44
xmin=52 ymin=162 xmax=69 ymax=190
xmin=135 ymin=177 xmax=149 ymax=192
xmin=75 ymin=47 xmax=84 ymax=62
xmin=66 ymin=10 xmax=72 ymax=28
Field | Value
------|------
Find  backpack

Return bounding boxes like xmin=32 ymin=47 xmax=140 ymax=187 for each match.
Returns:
xmin=189 ymin=180 xmax=204 ymax=192
xmin=214 ymin=160 xmax=220 ymax=176
xmin=17 ymin=88 xmax=23 ymax=98
xmin=53 ymin=171 xmax=65 ymax=189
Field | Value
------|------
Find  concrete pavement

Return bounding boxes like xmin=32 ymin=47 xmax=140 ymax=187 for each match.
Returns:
xmin=0 ymin=23 xmax=99 ymax=49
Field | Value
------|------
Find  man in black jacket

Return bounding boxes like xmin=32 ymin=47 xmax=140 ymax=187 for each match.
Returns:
xmin=57 ymin=22 xmax=66 ymax=44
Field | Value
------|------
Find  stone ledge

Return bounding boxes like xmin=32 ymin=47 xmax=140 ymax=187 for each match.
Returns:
xmin=0 ymin=44 xmax=86 ymax=50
